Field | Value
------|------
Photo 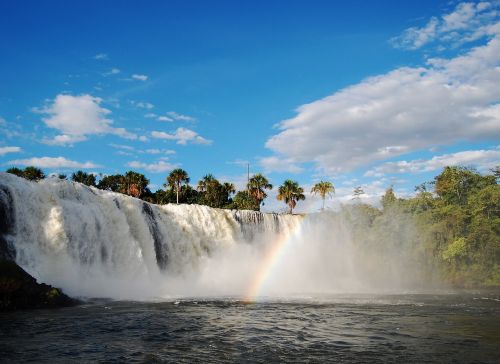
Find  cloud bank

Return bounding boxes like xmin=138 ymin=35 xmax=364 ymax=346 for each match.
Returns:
xmin=265 ymin=12 xmax=500 ymax=175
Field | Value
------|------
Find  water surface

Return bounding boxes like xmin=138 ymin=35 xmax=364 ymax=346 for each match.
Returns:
xmin=1 ymin=293 xmax=499 ymax=363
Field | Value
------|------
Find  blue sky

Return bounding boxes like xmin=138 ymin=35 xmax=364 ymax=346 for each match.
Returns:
xmin=0 ymin=0 xmax=499 ymax=212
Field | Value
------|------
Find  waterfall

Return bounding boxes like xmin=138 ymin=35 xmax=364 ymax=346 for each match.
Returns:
xmin=0 ymin=173 xmax=300 ymax=299
xmin=0 ymin=172 xmax=434 ymax=300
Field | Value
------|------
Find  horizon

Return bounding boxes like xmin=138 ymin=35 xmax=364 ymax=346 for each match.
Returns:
xmin=1 ymin=0 xmax=499 ymax=213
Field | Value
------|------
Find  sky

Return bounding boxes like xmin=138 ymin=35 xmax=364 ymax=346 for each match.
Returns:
xmin=0 ymin=0 xmax=499 ymax=212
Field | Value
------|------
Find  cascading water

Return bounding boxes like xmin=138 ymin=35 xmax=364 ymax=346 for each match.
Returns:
xmin=0 ymin=173 xmax=300 ymax=299
xmin=0 ymin=172 xmax=434 ymax=300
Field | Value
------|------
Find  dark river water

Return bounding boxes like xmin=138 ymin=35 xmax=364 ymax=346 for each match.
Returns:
xmin=1 ymin=293 xmax=499 ymax=363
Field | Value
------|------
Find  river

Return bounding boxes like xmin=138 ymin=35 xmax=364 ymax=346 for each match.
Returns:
xmin=1 ymin=293 xmax=499 ymax=363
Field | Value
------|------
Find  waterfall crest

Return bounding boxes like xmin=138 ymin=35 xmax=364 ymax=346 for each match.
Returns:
xmin=0 ymin=173 xmax=299 ymax=299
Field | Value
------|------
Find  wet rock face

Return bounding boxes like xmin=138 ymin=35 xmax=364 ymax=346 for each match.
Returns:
xmin=0 ymin=185 xmax=15 ymax=260
xmin=0 ymin=259 xmax=80 ymax=310
xmin=143 ymin=203 xmax=168 ymax=270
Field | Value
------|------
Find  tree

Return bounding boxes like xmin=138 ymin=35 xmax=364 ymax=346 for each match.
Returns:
xmin=71 ymin=170 xmax=96 ymax=187
xmin=23 ymin=167 xmax=45 ymax=181
xmin=197 ymin=174 xmax=216 ymax=193
xmin=311 ymin=180 xmax=335 ymax=210
xmin=7 ymin=166 xmax=45 ymax=181
xmin=247 ymin=173 xmax=272 ymax=211
xmin=435 ymin=166 xmax=496 ymax=205
xmin=232 ymin=191 xmax=259 ymax=210
xmin=166 ymin=168 xmax=190 ymax=204
xmin=352 ymin=186 xmax=364 ymax=200
xmin=197 ymin=174 xmax=229 ymax=208
xmin=97 ymin=174 xmax=123 ymax=192
xmin=120 ymin=171 xmax=149 ymax=198
xmin=222 ymin=182 xmax=236 ymax=198
xmin=381 ymin=186 xmax=397 ymax=210
xmin=6 ymin=167 xmax=24 ymax=178
xmin=277 ymin=179 xmax=305 ymax=214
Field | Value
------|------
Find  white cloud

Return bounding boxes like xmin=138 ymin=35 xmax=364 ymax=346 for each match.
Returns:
xmin=127 ymin=160 xmax=177 ymax=173
xmin=260 ymin=156 xmax=304 ymax=174
xmin=39 ymin=94 xmax=137 ymax=145
xmin=365 ymin=149 xmax=500 ymax=177
xmin=132 ymin=74 xmax=148 ymax=81
xmin=94 ymin=53 xmax=108 ymax=60
xmin=151 ymin=128 xmax=212 ymax=145
xmin=139 ymin=136 xmax=149 ymax=142
xmin=391 ymin=1 xmax=499 ymax=49
xmin=144 ymin=113 xmax=157 ymax=118
xmin=0 ymin=117 xmax=6 ymax=126
xmin=265 ymin=29 xmax=500 ymax=174
xmin=8 ymin=156 xmax=100 ymax=169
xmin=103 ymin=68 xmax=120 ymax=76
xmin=131 ymin=101 xmax=154 ymax=109
xmin=166 ymin=111 xmax=195 ymax=121
xmin=157 ymin=116 xmax=174 ymax=122
xmin=0 ymin=146 xmax=21 ymax=156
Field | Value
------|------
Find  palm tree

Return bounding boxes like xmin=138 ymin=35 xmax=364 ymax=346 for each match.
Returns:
xmin=248 ymin=173 xmax=272 ymax=210
xmin=222 ymin=182 xmax=236 ymax=197
xmin=197 ymin=174 xmax=216 ymax=193
xmin=121 ymin=171 xmax=149 ymax=198
xmin=277 ymin=179 xmax=305 ymax=214
xmin=166 ymin=168 xmax=190 ymax=204
xmin=311 ymin=181 xmax=335 ymax=210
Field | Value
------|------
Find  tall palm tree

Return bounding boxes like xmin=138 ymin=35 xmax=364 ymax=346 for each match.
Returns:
xmin=277 ymin=179 xmax=305 ymax=214
xmin=248 ymin=173 xmax=272 ymax=210
xmin=167 ymin=168 xmax=190 ymax=204
xmin=311 ymin=181 xmax=335 ymax=211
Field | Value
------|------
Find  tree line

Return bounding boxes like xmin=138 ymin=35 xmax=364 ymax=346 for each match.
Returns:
xmin=342 ymin=166 xmax=499 ymax=288
xmin=5 ymin=166 xmax=334 ymax=213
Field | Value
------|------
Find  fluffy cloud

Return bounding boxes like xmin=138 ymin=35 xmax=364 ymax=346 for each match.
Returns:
xmin=365 ymin=149 xmax=500 ymax=177
xmin=151 ymin=128 xmax=212 ymax=145
xmin=132 ymin=74 xmax=148 ymax=81
xmin=127 ymin=160 xmax=177 ymax=173
xmin=265 ymin=25 xmax=500 ymax=174
xmin=260 ymin=156 xmax=304 ymax=174
xmin=0 ymin=146 xmax=21 ymax=156
xmin=391 ymin=1 xmax=499 ymax=49
xmin=8 ymin=156 xmax=100 ymax=169
xmin=39 ymin=94 xmax=137 ymax=145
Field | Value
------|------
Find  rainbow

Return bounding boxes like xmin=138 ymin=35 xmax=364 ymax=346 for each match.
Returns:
xmin=243 ymin=218 xmax=303 ymax=302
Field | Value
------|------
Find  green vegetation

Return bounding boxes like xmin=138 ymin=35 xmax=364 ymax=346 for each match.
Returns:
xmin=311 ymin=181 xmax=335 ymax=210
xmin=248 ymin=173 xmax=273 ymax=211
xmin=166 ymin=168 xmax=190 ymax=204
xmin=277 ymin=179 xmax=305 ymax=214
xmin=6 ymin=166 xmax=45 ymax=181
xmin=342 ymin=166 xmax=499 ymax=288
xmin=71 ymin=170 xmax=96 ymax=186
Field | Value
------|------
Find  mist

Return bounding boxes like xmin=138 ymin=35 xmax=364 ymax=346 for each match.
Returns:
xmin=0 ymin=173 xmax=441 ymax=301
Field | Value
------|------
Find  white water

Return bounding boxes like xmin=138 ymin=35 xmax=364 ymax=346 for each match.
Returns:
xmin=0 ymin=173 xmax=431 ymax=300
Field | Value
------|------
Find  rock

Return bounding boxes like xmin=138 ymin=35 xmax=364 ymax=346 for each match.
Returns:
xmin=0 ymin=259 xmax=80 ymax=310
